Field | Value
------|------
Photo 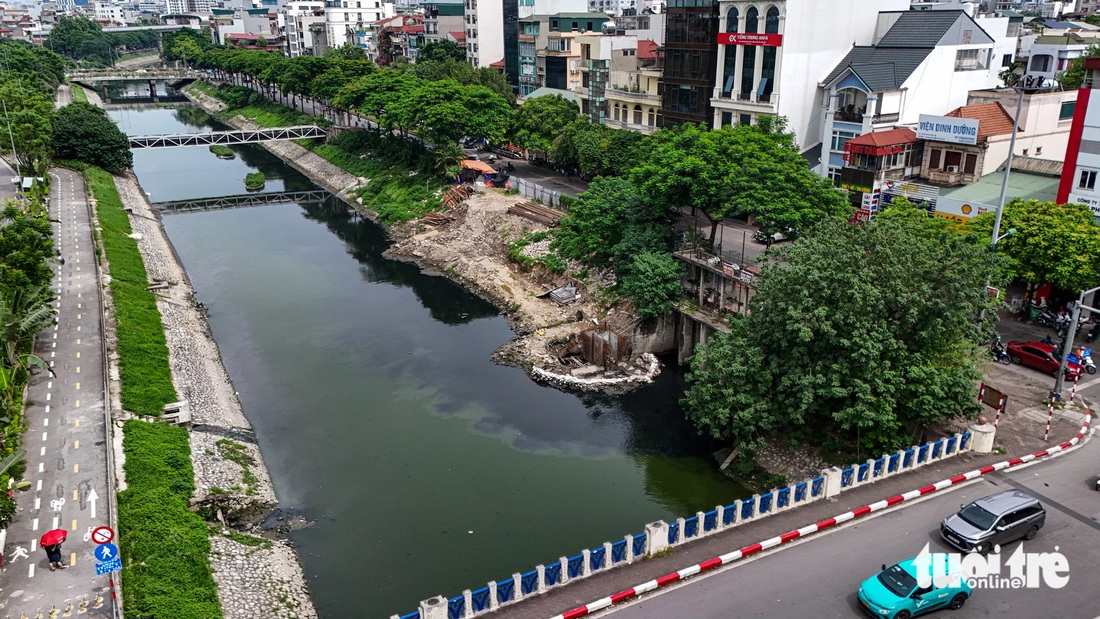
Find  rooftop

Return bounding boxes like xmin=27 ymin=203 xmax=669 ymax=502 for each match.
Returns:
xmin=845 ymin=127 xmax=917 ymax=148
xmin=944 ymin=102 xmax=1016 ymax=141
xmin=638 ymin=39 xmax=658 ymax=59
xmin=939 ymin=169 xmax=1059 ymax=204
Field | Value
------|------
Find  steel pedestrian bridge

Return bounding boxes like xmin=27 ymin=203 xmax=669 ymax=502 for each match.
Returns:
xmin=154 ymin=190 xmax=331 ymax=213
xmin=129 ymin=125 xmax=328 ymax=149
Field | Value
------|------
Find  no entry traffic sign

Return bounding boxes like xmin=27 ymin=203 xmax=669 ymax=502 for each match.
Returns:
xmin=91 ymin=526 xmax=114 ymax=545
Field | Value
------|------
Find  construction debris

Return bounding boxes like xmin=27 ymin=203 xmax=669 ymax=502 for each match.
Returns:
xmin=507 ymin=201 xmax=562 ymax=227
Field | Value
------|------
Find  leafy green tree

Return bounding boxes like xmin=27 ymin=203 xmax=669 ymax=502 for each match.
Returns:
xmin=0 ymin=82 xmax=54 ymax=172
xmin=968 ymin=199 xmax=1100 ymax=294
xmin=683 ymin=216 xmax=1004 ymax=454
xmin=324 ymin=44 xmax=368 ymax=60
xmin=619 ymin=252 xmax=684 ymax=319
xmin=0 ymin=204 xmax=54 ymax=292
xmin=512 ymin=94 xmax=578 ymax=155
xmin=47 ymin=16 xmax=113 ymax=66
xmin=334 ymin=70 xmax=419 ymax=132
xmin=1059 ymin=43 xmax=1100 ymax=90
xmin=0 ymin=285 xmax=55 ymax=378
xmin=418 ymin=40 xmax=465 ymax=63
xmin=0 ymin=39 xmax=65 ymax=91
xmin=631 ymin=122 xmax=849 ymax=242
xmin=51 ymin=102 xmax=133 ymax=173
xmin=552 ymin=177 xmax=636 ymax=265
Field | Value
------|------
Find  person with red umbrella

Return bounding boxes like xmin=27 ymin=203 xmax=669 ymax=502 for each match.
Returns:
xmin=40 ymin=529 xmax=67 ymax=571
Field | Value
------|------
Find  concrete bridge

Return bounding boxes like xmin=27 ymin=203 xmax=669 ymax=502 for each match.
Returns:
xmin=154 ymin=190 xmax=331 ymax=212
xmin=130 ymin=126 xmax=328 ymax=149
xmin=68 ymin=69 xmax=203 ymax=82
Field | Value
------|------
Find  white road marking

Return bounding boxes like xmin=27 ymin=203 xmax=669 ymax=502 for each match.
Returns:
xmin=28 ymin=563 xmax=34 ymax=578
xmin=52 ymin=516 xmax=59 ymax=530
xmin=40 ymin=447 xmax=44 ymax=456
xmin=45 ymin=393 xmax=50 ymax=401
xmin=44 ymin=405 xmax=49 ymax=413
xmin=35 ymin=497 xmax=40 ymax=510
xmin=36 ymin=479 xmax=42 ymax=491
xmin=38 ymin=462 xmax=43 ymax=473
xmin=47 ymin=381 xmax=52 ymax=389
xmin=43 ymin=418 xmax=48 ymax=427
xmin=32 ymin=518 xmax=38 ymax=530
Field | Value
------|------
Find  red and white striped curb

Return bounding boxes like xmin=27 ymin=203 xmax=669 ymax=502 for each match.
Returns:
xmin=551 ymin=407 xmax=1092 ymax=619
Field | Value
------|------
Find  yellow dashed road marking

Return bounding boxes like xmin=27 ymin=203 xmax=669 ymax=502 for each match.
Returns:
xmin=73 ymin=464 xmax=79 ymax=473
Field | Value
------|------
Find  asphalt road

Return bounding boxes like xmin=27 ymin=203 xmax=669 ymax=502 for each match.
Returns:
xmin=602 ymin=433 xmax=1100 ymax=619
xmin=0 ymin=169 xmax=114 ymax=617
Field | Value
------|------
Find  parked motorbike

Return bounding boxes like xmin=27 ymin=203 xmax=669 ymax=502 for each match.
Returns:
xmin=1035 ymin=309 xmax=1060 ymax=328
xmin=1081 ymin=348 xmax=1097 ymax=375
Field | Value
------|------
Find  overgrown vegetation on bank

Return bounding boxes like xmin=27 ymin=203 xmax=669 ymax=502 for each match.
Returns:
xmin=118 ymin=420 xmax=221 ymax=619
xmin=85 ymin=167 xmax=177 ymax=414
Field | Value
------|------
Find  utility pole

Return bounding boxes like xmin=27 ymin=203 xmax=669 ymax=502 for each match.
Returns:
xmin=1055 ymin=285 xmax=1100 ymax=394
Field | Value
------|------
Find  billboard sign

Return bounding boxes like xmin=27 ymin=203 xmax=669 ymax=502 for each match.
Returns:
xmin=916 ymin=114 xmax=980 ymax=146
xmin=716 ymin=33 xmax=783 ymax=46
xmin=933 ymin=197 xmax=995 ymax=222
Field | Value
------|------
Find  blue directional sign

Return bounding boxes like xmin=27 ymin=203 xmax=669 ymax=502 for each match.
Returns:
xmin=95 ymin=556 xmax=121 ymax=575
xmin=94 ymin=543 xmax=118 ymax=562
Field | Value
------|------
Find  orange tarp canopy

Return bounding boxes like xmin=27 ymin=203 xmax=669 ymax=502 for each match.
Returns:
xmin=461 ymin=159 xmax=496 ymax=174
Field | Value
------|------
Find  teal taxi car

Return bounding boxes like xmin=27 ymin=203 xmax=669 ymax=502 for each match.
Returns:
xmin=857 ymin=557 xmax=972 ymax=619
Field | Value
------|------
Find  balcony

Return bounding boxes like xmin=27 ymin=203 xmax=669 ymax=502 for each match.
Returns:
xmin=606 ymin=87 xmax=659 ymax=103
xmin=713 ymin=90 xmax=776 ymax=107
xmin=602 ymin=118 xmax=658 ymax=134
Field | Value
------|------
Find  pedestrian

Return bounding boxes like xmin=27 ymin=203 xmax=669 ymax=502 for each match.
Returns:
xmin=44 ymin=542 xmax=66 ymax=570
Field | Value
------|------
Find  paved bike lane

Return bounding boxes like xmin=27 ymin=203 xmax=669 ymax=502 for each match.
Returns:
xmin=0 ymin=169 xmax=116 ymax=618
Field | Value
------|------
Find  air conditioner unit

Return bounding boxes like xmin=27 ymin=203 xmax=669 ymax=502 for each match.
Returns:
xmin=946 ymin=165 xmax=959 ymax=173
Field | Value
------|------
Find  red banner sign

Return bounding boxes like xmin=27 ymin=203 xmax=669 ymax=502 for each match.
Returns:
xmin=844 ymin=143 xmax=904 ymax=156
xmin=717 ymin=32 xmax=783 ymax=46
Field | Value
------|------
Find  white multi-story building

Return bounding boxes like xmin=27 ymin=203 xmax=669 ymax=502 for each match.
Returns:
xmin=1058 ymin=56 xmax=1100 ymax=217
xmin=465 ymin=0 xmax=506 ymax=67
xmin=818 ymin=8 xmax=1015 ymax=181
xmin=710 ymin=0 xmax=910 ymax=153
xmin=91 ymin=1 xmax=127 ymax=24
xmin=284 ymin=0 xmax=326 ymax=56
xmin=324 ymin=0 xmax=391 ymax=49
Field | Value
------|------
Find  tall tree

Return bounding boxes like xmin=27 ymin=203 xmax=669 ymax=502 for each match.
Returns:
xmin=511 ymin=94 xmax=578 ymax=155
xmin=968 ymin=199 xmax=1100 ymax=294
xmin=51 ymin=102 xmax=133 ymax=173
xmin=417 ymin=40 xmax=465 ymax=63
xmin=683 ymin=216 xmax=1004 ymax=454
xmin=1059 ymin=43 xmax=1100 ymax=90
xmin=630 ymin=121 xmax=849 ymax=242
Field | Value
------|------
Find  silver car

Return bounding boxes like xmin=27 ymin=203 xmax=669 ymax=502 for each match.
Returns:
xmin=940 ymin=490 xmax=1045 ymax=555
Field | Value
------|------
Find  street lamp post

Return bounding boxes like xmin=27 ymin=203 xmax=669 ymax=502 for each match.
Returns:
xmin=1054 ymin=284 xmax=1100 ymax=394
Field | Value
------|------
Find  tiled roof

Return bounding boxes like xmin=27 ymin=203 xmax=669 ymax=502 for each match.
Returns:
xmin=489 ymin=58 xmax=505 ymax=68
xmin=822 ymin=47 xmax=930 ymax=91
xmin=944 ymin=102 xmax=1016 ymax=141
xmin=448 ymin=30 xmax=465 ymax=40
xmin=845 ymin=127 xmax=918 ymax=147
xmin=637 ymin=39 xmax=658 ymax=59
xmin=875 ymin=10 xmax=967 ymax=47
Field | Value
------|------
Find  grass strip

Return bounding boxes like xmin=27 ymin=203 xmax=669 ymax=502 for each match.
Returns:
xmin=69 ymin=85 xmax=88 ymax=104
xmin=118 ymin=420 xmax=221 ymax=619
xmin=85 ymin=167 xmax=177 ymax=414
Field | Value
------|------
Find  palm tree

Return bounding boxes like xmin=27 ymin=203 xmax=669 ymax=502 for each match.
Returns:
xmin=0 ymin=285 xmax=57 ymax=380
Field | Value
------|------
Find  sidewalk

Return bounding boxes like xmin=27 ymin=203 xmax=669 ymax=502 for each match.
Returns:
xmin=0 ymin=169 xmax=115 ymax=618
xmin=487 ymin=440 xmax=1067 ymax=619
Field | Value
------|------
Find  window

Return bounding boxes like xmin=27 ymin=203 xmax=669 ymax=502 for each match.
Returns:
xmin=740 ymin=113 xmax=751 ymax=126
xmin=929 ymin=148 xmax=942 ymax=169
xmin=1030 ymin=54 xmax=1052 ymax=73
xmin=828 ymin=167 xmax=841 ymax=186
xmin=954 ymin=48 xmax=990 ymax=71
xmin=831 ymin=129 xmax=856 ymax=151
xmin=1002 ymin=53 xmax=1013 ymax=67
xmin=721 ymin=111 xmax=732 ymax=126
xmin=1079 ymin=169 xmax=1097 ymax=190
xmin=1060 ymin=100 xmax=1076 ymax=120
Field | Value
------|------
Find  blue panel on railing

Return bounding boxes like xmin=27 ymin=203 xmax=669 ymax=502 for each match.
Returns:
xmin=795 ymin=482 xmax=807 ymax=502
xmin=841 ymin=467 xmax=854 ymax=487
xmin=723 ymin=503 xmax=737 ymax=525
xmin=741 ymin=497 xmax=755 ymax=520
xmin=777 ymin=487 xmax=790 ymax=508
xmin=590 ymin=546 xmax=605 ymax=571
xmin=448 ymin=595 xmax=465 ymax=619
xmin=545 ymin=563 xmax=561 ymax=586
xmin=811 ymin=477 xmax=824 ymax=497
xmin=611 ymin=539 xmax=627 ymax=564
xmin=567 ymin=554 xmax=584 ymax=579
xmin=632 ymin=533 xmax=646 ymax=557
xmin=888 ymin=453 xmax=900 ymax=473
xmin=918 ymin=444 xmax=929 ymax=463
xmin=961 ymin=432 xmax=971 ymax=450
xmin=471 ymin=587 xmax=491 ymax=612
xmin=521 ymin=570 xmax=538 ymax=595
xmin=668 ymin=522 xmax=680 ymax=545
xmin=684 ymin=516 xmax=699 ymax=538
xmin=873 ymin=457 xmax=885 ymax=477
xmin=704 ymin=509 xmax=718 ymax=532
xmin=904 ymin=448 xmax=915 ymax=468
xmin=497 ymin=579 xmax=515 ymax=604
xmin=857 ymin=463 xmax=869 ymax=482
xmin=759 ymin=492 xmax=773 ymax=514
xmin=400 ymin=612 xmax=420 ymax=619
xmin=946 ymin=435 xmax=957 ymax=455
xmin=932 ymin=439 xmax=943 ymax=459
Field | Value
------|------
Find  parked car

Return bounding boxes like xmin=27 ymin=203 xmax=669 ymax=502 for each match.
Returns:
xmin=1006 ymin=340 xmax=1083 ymax=379
xmin=752 ymin=227 xmax=796 ymax=244
xmin=858 ymin=557 xmax=971 ymax=619
xmin=940 ymin=490 xmax=1045 ymax=555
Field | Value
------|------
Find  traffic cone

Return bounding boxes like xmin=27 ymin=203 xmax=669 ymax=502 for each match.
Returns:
xmin=78 ymin=599 xmax=88 ymax=614
xmin=63 ymin=603 xmax=72 ymax=617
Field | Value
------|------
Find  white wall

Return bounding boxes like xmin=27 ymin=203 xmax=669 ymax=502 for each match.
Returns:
xmin=968 ymin=88 xmax=1075 ymax=163
xmin=778 ymin=0 xmax=911 ymax=149
xmin=465 ymin=0 xmax=503 ymax=67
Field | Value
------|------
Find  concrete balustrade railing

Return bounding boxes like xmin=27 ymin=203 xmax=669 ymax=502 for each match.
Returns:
xmin=392 ymin=431 xmax=972 ymax=619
